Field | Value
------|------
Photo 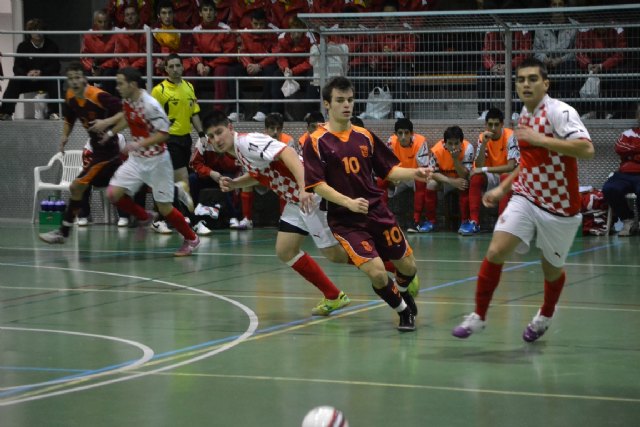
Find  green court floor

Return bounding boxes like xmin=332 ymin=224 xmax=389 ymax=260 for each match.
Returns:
xmin=0 ymin=221 xmax=638 ymax=426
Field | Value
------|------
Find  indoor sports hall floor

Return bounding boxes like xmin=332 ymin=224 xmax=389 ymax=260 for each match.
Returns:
xmin=0 ymin=221 xmax=638 ymax=426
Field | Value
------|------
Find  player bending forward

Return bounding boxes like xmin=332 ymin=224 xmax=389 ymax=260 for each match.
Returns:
xmin=206 ymin=111 xmax=351 ymax=316
xmin=303 ymin=77 xmax=432 ymax=332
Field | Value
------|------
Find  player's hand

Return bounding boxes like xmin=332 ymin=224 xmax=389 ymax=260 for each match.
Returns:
xmin=89 ymin=119 xmax=109 ymax=133
xmin=481 ymin=130 xmax=493 ymax=144
xmin=347 ymin=197 xmax=369 ymax=214
xmin=470 ymin=167 xmax=482 ymax=176
xmin=415 ymin=167 xmax=433 ymax=182
xmin=482 ymin=186 xmax=505 ymax=208
xmin=298 ymin=191 xmax=315 ymax=214
xmin=515 ymin=125 xmax=545 ymax=147
xmin=450 ymin=177 xmax=468 ymax=191
xmin=219 ymin=176 xmax=233 ymax=192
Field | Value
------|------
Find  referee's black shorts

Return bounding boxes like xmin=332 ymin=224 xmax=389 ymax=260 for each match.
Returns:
xmin=167 ymin=134 xmax=194 ymax=170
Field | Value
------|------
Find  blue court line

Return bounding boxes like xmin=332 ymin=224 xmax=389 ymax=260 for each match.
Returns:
xmin=0 ymin=241 xmax=620 ymax=399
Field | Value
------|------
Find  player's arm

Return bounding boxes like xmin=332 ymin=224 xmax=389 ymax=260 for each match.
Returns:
xmin=387 ymin=166 xmax=432 ymax=183
xmin=311 ymin=182 xmax=369 ymax=214
xmin=474 ymin=134 xmax=490 ymax=168
xmin=483 ymin=165 xmax=520 ymax=208
xmin=516 ymin=127 xmax=594 ymax=159
xmin=219 ymin=173 xmax=259 ymax=192
xmin=89 ymin=111 xmax=125 ymax=133
xmin=60 ymin=120 xmax=74 ymax=153
xmin=191 ymin=113 xmax=205 ymax=137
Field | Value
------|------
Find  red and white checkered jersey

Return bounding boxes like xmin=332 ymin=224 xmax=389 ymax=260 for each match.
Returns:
xmin=234 ymin=132 xmax=301 ymax=203
xmin=123 ymin=90 xmax=170 ymax=158
xmin=513 ymin=95 xmax=591 ymax=216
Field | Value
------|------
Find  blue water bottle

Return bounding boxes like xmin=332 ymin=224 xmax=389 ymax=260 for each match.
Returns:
xmin=55 ymin=200 xmax=66 ymax=212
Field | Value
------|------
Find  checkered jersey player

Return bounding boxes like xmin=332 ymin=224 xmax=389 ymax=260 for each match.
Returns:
xmin=452 ymin=57 xmax=594 ymax=342
xmin=90 ymin=67 xmax=200 ymax=257
xmin=206 ymin=111 xmax=351 ymax=316
xmin=303 ymin=77 xmax=432 ymax=332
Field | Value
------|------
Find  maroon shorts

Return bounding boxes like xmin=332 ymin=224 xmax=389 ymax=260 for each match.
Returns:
xmin=329 ymin=215 xmax=412 ymax=267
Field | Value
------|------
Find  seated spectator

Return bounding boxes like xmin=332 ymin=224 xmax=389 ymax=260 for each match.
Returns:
xmin=533 ymin=0 xmax=579 ymax=100
xmin=165 ymin=0 xmax=200 ymax=29
xmin=81 ymin=9 xmax=119 ymax=96
xmin=292 ymin=110 xmax=324 ymax=156
xmin=0 ymin=18 xmax=60 ymax=121
xmin=576 ymin=25 xmax=627 ymax=119
xmin=268 ymin=0 xmax=309 ymax=29
xmin=378 ymin=118 xmax=428 ymax=232
xmin=254 ymin=16 xmax=314 ymax=120
xmin=227 ymin=8 xmax=278 ymax=121
xmin=309 ymin=1 xmax=343 ymax=13
xmin=467 ymin=108 xmax=519 ymax=234
xmin=107 ymin=0 xmax=153 ymax=28
xmin=602 ymin=104 xmax=640 ymax=236
xmin=417 ymin=126 xmax=475 ymax=233
xmin=229 ymin=0 xmax=271 ymax=30
xmin=189 ymin=132 xmax=244 ymax=231
xmin=213 ymin=0 xmax=232 ymax=25
xmin=191 ymin=1 xmax=237 ymax=115
xmin=477 ymin=27 xmax=532 ymax=120
xmin=398 ymin=0 xmax=437 ymax=10
xmin=114 ymin=6 xmax=148 ymax=73
xmin=362 ymin=1 xmax=417 ymax=119
xmin=152 ymin=0 xmax=193 ymax=76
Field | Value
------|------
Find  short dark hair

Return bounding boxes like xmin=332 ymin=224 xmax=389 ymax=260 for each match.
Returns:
xmin=265 ymin=112 xmax=284 ymax=128
xmin=321 ymin=76 xmax=354 ymax=103
xmin=204 ymin=111 xmax=230 ymax=130
xmin=485 ymin=108 xmax=504 ymax=123
xmin=65 ymin=61 xmax=85 ymax=74
xmin=117 ymin=67 xmax=143 ymax=86
xmin=251 ymin=8 xmax=267 ymax=21
xmin=444 ymin=126 xmax=464 ymax=142
xmin=200 ymin=1 xmax=215 ymax=10
xmin=394 ymin=118 xmax=413 ymax=133
xmin=516 ymin=57 xmax=548 ymax=80
xmin=165 ymin=53 xmax=182 ymax=64
xmin=157 ymin=0 xmax=174 ymax=13
xmin=304 ymin=111 xmax=325 ymax=124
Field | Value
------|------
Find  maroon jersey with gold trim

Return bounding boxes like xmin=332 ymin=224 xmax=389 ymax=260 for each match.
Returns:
xmin=303 ymin=124 xmax=400 ymax=224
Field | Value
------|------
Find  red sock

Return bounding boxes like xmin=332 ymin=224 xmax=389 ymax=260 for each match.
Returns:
xmin=165 ymin=208 xmax=197 ymax=240
xmin=425 ymin=189 xmax=438 ymax=223
xmin=475 ymin=257 xmax=503 ymax=320
xmin=290 ymin=252 xmax=340 ymax=299
xmin=540 ymin=272 xmax=566 ymax=318
xmin=383 ymin=260 xmax=396 ymax=274
xmin=469 ymin=174 xmax=486 ymax=223
xmin=241 ymin=191 xmax=254 ymax=220
xmin=115 ymin=195 xmax=147 ymax=220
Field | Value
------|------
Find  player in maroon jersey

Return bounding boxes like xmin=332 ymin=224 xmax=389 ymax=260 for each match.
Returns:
xmin=303 ymin=76 xmax=432 ymax=332
xmin=39 ymin=62 xmax=123 ymax=244
xmin=452 ymin=57 xmax=594 ymax=342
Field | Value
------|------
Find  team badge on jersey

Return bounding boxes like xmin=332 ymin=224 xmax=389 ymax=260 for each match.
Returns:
xmin=360 ymin=145 xmax=369 ymax=158
xmin=361 ymin=241 xmax=373 ymax=252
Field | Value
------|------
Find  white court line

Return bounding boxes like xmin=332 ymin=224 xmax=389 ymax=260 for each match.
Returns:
xmin=0 ymin=327 xmax=154 ymax=391
xmin=0 ymin=263 xmax=259 ymax=406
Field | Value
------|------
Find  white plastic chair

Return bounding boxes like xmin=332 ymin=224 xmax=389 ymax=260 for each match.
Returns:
xmin=32 ymin=150 xmax=84 ymax=223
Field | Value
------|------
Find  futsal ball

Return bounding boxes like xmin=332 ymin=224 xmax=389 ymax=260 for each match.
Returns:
xmin=301 ymin=406 xmax=349 ymax=427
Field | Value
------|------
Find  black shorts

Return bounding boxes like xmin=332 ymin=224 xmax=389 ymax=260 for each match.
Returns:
xmin=167 ymin=134 xmax=194 ymax=170
xmin=76 ymin=157 xmax=123 ymax=188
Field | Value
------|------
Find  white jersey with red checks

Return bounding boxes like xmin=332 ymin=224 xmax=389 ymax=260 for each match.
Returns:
xmin=234 ymin=132 xmax=301 ymax=204
xmin=123 ymin=90 xmax=170 ymax=158
xmin=513 ymin=95 xmax=591 ymax=216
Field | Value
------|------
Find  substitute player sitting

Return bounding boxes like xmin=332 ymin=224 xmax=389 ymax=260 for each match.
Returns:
xmin=206 ymin=111 xmax=351 ymax=316
xmin=303 ymin=76 xmax=432 ymax=332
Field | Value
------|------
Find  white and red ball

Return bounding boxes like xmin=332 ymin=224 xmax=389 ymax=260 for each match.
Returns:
xmin=301 ymin=406 xmax=349 ymax=427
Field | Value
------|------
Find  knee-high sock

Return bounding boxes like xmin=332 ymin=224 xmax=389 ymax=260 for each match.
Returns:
xmin=413 ymin=180 xmax=426 ymax=223
xmin=115 ymin=195 xmax=148 ymax=220
xmin=475 ymin=257 xmax=503 ymax=320
xmin=288 ymin=251 xmax=340 ymax=299
xmin=60 ymin=199 xmax=83 ymax=237
xmin=241 ymin=191 xmax=254 ymax=220
xmin=395 ymin=270 xmax=415 ymax=293
xmin=541 ymin=272 xmax=566 ymax=318
xmin=165 ymin=208 xmax=197 ymax=240
xmin=425 ymin=189 xmax=438 ymax=223
xmin=372 ymin=277 xmax=405 ymax=311
xmin=469 ymin=173 xmax=486 ymax=223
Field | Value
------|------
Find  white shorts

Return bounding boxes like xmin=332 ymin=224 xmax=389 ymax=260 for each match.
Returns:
xmin=109 ymin=151 xmax=175 ymax=203
xmin=495 ymin=195 xmax=582 ymax=267
xmin=485 ymin=172 xmax=501 ymax=191
xmin=280 ymin=196 xmax=338 ymax=249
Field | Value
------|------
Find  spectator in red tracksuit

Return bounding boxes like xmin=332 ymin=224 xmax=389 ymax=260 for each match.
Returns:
xmin=213 ymin=0 xmax=232 ymax=25
xmin=107 ymin=0 xmax=154 ymax=28
xmin=364 ymin=2 xmax=417 ymax=118
xmin=153 ymin=0 xmax=194 ymax=75
xmin=114 ymin=6 xmax=147 ymax=73
xmin=81 ymin=9 xmax=119 ymax=96
xmin=191 ymin=1 xmax=237 ymax=114
xmin=162 ymin=0 xmax=200 ymax=29
xmin=576 ymin=26 xmax=627 ymax=118
xmin=268 ymin=0 xmax=309 ymax=29
xmin=228 ymin=0 xmax=270 ymax=30
xmin=255 ymin=17 xmax=313 ymax=118
xmin=398 ymin=0 xmax=438 ymax=11
xmin=309 ymin=1 xmax=342 ymax=13
xmin=227 ymin=8 xmax=278 ymax=120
